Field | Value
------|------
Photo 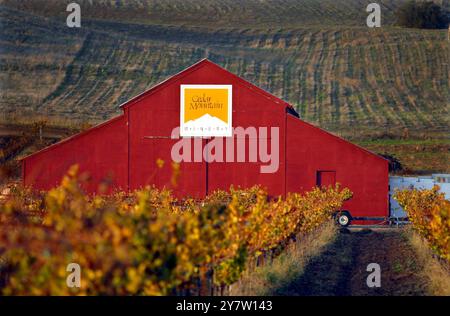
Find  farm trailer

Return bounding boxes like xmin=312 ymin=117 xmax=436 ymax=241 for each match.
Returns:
xmin=335 ymin=174 xmax=450 ymax=227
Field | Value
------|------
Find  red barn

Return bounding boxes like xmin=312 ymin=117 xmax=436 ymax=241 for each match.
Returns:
xmin=22 ymin=59 xmax=389 ymax=224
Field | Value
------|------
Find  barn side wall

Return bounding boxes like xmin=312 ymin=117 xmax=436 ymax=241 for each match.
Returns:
xmin=286 ymin=114 xmax=389 ymax=218
xmin=23 ymin=115 xmax=128 ymax=193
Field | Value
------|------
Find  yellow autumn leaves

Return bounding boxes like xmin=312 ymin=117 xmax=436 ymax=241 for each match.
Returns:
xmin=394 ymin=186 xmax=450 ymax=262
xmin=0 ymin=165 xmax=352 ymax=295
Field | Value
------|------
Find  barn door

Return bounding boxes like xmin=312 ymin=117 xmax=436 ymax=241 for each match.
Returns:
xmin=316 ymin=171 xmax=336 ymax=188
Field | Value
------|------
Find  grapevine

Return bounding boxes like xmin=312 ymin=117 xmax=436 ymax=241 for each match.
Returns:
xmin=394 ymin=186 xmax=450 ymax=262
xmin=0 ymin=165 xmax=352 ymax=295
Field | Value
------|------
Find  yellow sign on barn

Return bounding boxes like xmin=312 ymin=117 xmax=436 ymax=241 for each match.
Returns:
xmin=180 ymin=85 xmax=232 ymax=137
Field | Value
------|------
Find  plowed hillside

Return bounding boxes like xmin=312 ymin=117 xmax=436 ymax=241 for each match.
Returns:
xmin=0 ymin=0 xmax=449 ymax=136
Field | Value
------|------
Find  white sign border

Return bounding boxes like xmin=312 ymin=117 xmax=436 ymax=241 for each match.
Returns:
xmin=180 ymin=84 xmax=233 ymax=137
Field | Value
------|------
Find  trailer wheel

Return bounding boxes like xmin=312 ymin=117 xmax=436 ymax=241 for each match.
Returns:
xmin=337 ymin=212 xmax=351 ymax=227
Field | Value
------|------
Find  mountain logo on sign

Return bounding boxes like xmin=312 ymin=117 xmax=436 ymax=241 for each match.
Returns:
xmin=183 ymin=113 xmax=228 ymax=129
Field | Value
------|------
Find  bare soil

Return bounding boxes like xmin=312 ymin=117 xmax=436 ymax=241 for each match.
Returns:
xmin=274 ymin=228 xmax=429 ymax=296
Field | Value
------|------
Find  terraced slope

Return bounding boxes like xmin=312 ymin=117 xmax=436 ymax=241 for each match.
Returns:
xmin=0 ymin=1 xmax=449 ymax=136
xmin=1 ymin=0 xmax=406 ymax=27
xmin=0 ymin=7 xmax=85 ymax=116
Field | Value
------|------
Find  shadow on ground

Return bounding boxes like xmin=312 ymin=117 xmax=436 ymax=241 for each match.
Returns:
xmin=273 ymin=228 xmax=428 ymax=296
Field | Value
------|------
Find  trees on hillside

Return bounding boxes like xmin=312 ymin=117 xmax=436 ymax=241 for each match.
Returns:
xmin=396 ymin=1 xmax=450 ymax=29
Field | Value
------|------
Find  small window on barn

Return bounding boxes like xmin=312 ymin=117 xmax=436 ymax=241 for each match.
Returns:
xmin=316 ymin=171 xmax=336 ymax=188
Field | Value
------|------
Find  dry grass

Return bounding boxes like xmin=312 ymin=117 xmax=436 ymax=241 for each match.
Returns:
xmin=229 ymin=220 xmax=338 ymax=296
xmin=357 ymin=138 xmax=450 ymax=174
xmin=0 ymin=113 xmax=98 ymax=131
xmin=405 ymin=228 xmax=450 ymax=296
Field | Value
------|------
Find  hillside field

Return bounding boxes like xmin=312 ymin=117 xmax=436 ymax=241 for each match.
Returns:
xmin=0 ymin=0 xmax=449 ymax=136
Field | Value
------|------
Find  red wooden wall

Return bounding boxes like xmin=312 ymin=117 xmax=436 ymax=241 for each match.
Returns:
xmin=286 ymin=115 xmax=389 ymax=219
xmin=23 ymin=115 xmax=128 ymax=193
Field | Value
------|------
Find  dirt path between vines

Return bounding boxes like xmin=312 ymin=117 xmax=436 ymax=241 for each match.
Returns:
xmin=274 ymin=228 xmax=430 ymax=296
